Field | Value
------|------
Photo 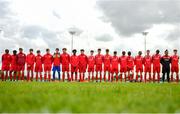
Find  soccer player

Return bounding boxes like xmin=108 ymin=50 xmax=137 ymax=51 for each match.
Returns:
xmin=26 ymin=49 xmax=35 ymax=81
xmin=43 ymin=49 xmax=53 ymax=81
xmin=88 ymin=50 xmax=95 ymax=81
xmin=17 ymin=48 xmax=26 ymax=81
xmin=127 ymin=51 xmax=134 ymax=82
xmin=1 ymin=49 xmax=11 ymax=81
xmin=143 ymin=50 xmax=152 ymax=83
xmin=152 ymin=50 xmax=161 ymax=83
xmin=95 ymin=48 xmax=104 ymax=82
xmin=78 ymin=49 xmax=88 ymax=81
xmin=171 ymin=49 xmax=179 ymax=82
xmin=111 ymin=51 xmax=119 ymax=82
xmin=70 ymin=49 xmax=79 ymax=81
xmin=52 ymin=48 xmax=61 ymax=81
xmin=103 ymin=49 xmax=112 ymax=82
xmin=119 ymin=51 xmax=127 ymax=82
xmin=134 ymin=51 xmax=144 ymax=82
xmin=10 ymin=50 xmax=18 ymax=81
xmin=160 ymin=49 xmax=171 ymax=82
xmin=35 ymin=50 xmax=43 ymax=81
xmin=60 ymin=48 xmax=70 ymax=81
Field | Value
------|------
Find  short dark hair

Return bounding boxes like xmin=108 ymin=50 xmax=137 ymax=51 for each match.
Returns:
xmin=90 ymin=50 xmax=94 ymax=52
xmin=106 ymin=49 xmax=109 ymax=52
xmin=56 ymin=48 xmax=59 ymax=51
xmin=46 ymin=48 xmax=50 ymax=52
xmin=98 ymin=48 xmax=101 ymax=51
xmin=19 ymin=48 xmax=23 ymax=51
xmin=80 ymin=49 xmax=84 ymax=52
xmin=72 ymin=49 xmax=77 ymax=53
xmin=114 ymin=51 xmax=117 ymax=54
xmin=37 ymin=50 xmax=40 ymax=53
xmin=29 ymin=48 xmax=33 ymax=51
xmin=62 ymin=48 xmax=67 ymax=51
xmin=128 ymin=51 xmax=131 ymax=56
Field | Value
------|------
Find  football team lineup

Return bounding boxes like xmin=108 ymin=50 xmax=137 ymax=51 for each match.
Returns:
xmin=0 ymin=47 xmax=179 ymax=83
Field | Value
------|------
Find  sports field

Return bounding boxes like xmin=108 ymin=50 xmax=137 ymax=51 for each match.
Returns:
xmin=0 ymin=82 xmax=180 ymax=113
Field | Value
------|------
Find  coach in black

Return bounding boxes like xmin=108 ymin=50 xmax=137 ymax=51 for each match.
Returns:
xmin=160 ymin=49 xmax=171 ymax=82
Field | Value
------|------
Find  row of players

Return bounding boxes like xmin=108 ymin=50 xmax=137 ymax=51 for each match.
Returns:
xmin=0 ymin=48 xmax=179 ymax=82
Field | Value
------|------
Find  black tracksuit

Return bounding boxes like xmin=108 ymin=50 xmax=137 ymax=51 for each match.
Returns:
xmin=160 ymin=55 xmax=171 ymax=82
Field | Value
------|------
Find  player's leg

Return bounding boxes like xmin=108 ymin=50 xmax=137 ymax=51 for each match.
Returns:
xmin=140 ymin=71 xmax=143 ymax=82
xmin=36 ymin=72 xmax=38 ymax=81
xmin=52 ymin=66 xmax=56 ymax=81
xmin=116 ymin=71 xmax=118 ymax=82
xmin=48 ymin=70 xmax=51 ymax=81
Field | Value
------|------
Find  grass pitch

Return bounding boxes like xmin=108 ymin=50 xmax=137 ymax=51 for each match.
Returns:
xmin=0 ymin=82 xmax=180 ymax=113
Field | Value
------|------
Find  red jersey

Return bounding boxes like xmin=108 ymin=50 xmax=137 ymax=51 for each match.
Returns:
xmin=95 ymin=54 xmax=104 ymax=65
xmin=144 ymin=55 xmax=152 ymax=68
xmin=17 ymin=52 xmax=26 ymax=65
xmin=53 ymin=53 xmax=61 ymax=66
xmin=26 ymin=53 xmax=35 ymax=66
xmin=70 ymin=55 xmax=79 ymax=67
xmin=2 ymin=54 xmax=11 ymax=66
xmin=35 ymin=55 xmax=43 ymax=66
xmin=171 ymin=55 xmax=179 ymax=67
xmin=127 ymin=56 xmax=134 ymax=68
xmin=88 ymin=55 xmax=95 ymax=68
xmin=104 ymin=54 xmax=112 ymax=67
xmin=152 ymin=54 xmax=161 ymax=67
xmin=111 ymin=56 xmax=119 ymax=68
xmin=119 ymin=55 xmax=127 ymax=68
xmin=43 ymin=53 xmax=53 ymax=65
xmin=60 ymin=53 xmax=70 ymax=65
xmin=135 ymin=55 xmax=143 ymax=67
xmin=11 ymin=55 xmax=17 ymax=67
xmin=78 ymin=54 xmax=88 ymax=66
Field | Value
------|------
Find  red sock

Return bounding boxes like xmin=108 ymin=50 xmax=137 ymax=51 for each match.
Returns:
xmin=75 ymin=73 xmax=77 ymax=81
xmin=44 ymin=74 xmax=47 ymax=81
xmin=96 ymin=73 xmax=98 ymax=81
xmin=124 ymin=74 xmax=126 ymax=82
xmin=116 ymin=74 xmax=118 ymax=82
xmin=83 ymin=73 xmax=85 ymax=81
xmin=67 ymin=73 xmax=70 ymax=81
xmin=40 ymin=74 xmax=42 ymax=81
xmin=171 ymin=75 xmax=173 ymax=82
xmin=111 ymin=73 xmax=114 ymax=82
xmin=153 ymin=74 xmax=155 ymax=82
xmin=1 ymin=72 xmax=4 ymax=81
xmin=88 ymin=74 xmax=90 ymax=81
xmin=100 ymin=73 xmax=102 ymax=82
xmin=14 ymin=72 xmax=16 ymax=81
xmin=149 ymin=74 xmax=151 ymax=82
xmin=18 ymin=72 xmax=21 ymax=80
xmin=10 ymin=72 xmax=12 ymax=81
xmin=92 ymin=72 xmax=94 ymax=81
xmin=36 ymin=73 xmax=38 ymax=81
xmin=104 ymin=74 xmax=106 ymax=82
xmin=48 ymin=74 xmax=51 ymax=81
xmin=5 ymin=71 xmax=8 ymax=81
xmin=62 ymin=73 xmax=65 ymax=81
xmin=22 ymin=72 xmax=24 ymax=80
xmin=140 ymin=74 xmax=142 ymax=82
xmin=120 ymin=74 xmax=122 ymax=82
xmin=176 ymin=74 xmax=179 ymax=83
xmin=108 ymin=73 xmax=110 ymax=81
xmin=31 ymin=72 xmax=34 ymax=81
xmin=144 ymin=73 xmax=147 ymax=83
xmin=27 ymin=72 xmax=30 ymax=81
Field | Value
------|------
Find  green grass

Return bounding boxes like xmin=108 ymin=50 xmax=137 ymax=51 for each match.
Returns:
xmin=0 ymin=82 xmax=180 ymax=113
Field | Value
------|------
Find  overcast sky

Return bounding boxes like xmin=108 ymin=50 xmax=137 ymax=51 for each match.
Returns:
xmin=0 ymin=0 xmax=180 ymax=57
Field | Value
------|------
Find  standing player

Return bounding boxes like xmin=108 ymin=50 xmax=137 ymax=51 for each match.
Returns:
xmin=70 ymin=49 xmax=79 ymax=81
xmin=10 ymin=50 xmax=18 ymax=81
xmin=78 ymin=49 xmax=88 ymax=81
xmin=1 ymin=49 xmax=11 ymax=81
xmin=111 ymin=51 xmax=119 ymax=82
xmin=119 ymin=51 xmax=127 ymax=82
xmin=127 ymin=51 xmax=134 ymax=82
xmin=17 ymin=48 xmax=26 ymax=81
xmin=35 ymin=50 xmax=43 ymax=81
xmin=52 ymin=48 xmax=61 ymax=81
xmin=95 ymin=48 xmax=104 ymax=82
xmin=26 ymin=49 xmax=35 ymax=81
xmin=43 ymin=49 xmax=53 ymax=81
xmin=103 ymin=49 xmax=112 ymax=82
xmin=143 ymin=50 xmax=152 ymax=83
xmin=88 ymin=50 xmax=95 ymax=81
xmin=171 ymin=49 xmax=179 ymax=82
xmin=134 ymin=51 xmax=144 ymax=82
xmin=60 ymin=48 xmax=70 ymax=81
xmin=152 ymin=50 xmax=161 ymax=83
xmin=160 ymin=49 xmax=171 ymax=82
